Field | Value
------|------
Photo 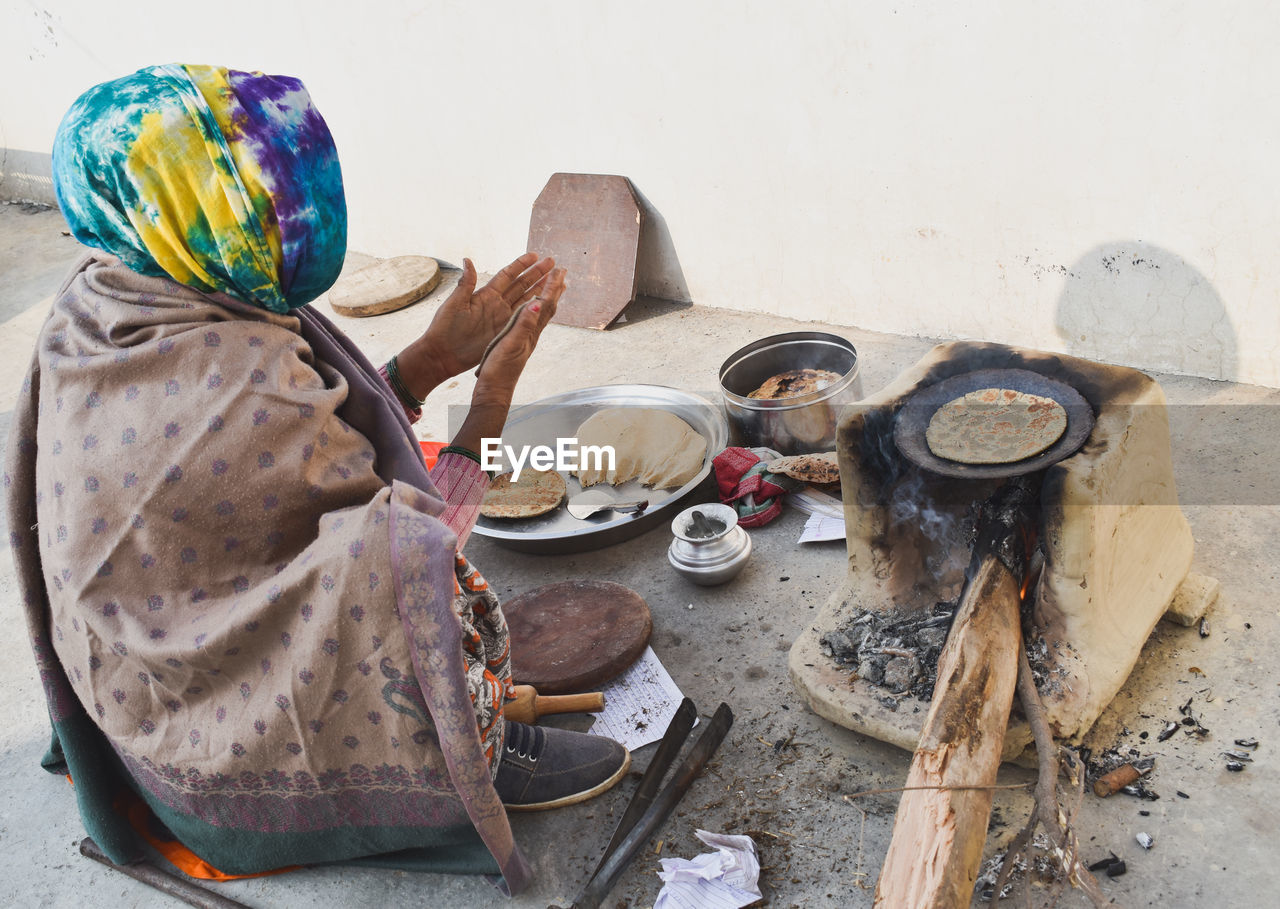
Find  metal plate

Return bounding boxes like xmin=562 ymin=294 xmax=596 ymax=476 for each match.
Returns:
xmin=893 ymin=368 xmax=1095 ymax=479
xmin=472 ymin=385 xmax=728 ymax=553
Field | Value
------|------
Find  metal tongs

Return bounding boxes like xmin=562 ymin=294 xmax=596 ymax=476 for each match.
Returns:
xmin=563 ymin=699 xmax=734 ymax=909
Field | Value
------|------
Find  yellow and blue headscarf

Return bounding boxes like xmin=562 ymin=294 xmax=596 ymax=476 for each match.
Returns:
xmin=52 ymin=64 xmax=346 ymax=313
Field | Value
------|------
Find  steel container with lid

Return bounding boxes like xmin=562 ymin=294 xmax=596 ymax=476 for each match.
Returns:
xmin=718 ymin=331 xmax=862 ymax=455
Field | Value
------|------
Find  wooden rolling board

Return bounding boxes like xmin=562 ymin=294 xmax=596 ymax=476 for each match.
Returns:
xmin=526 ymin=173 xmax=643 ymax=330
xmin=506 ymin=580 xmax=652 ymax=694
xmin=328 ymin=255 xmax=441 ymax=317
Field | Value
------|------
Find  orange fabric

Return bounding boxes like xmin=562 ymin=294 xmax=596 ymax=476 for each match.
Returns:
xmin=419 ymin=440 xmax=445 ymax=471
xmin=117 ymin=791 xmax=299 ymax=881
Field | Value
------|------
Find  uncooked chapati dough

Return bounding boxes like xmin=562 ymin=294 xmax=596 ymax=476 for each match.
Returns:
xmin=480 ymin=469 xmax=566 ymax=519
xmin=925 ymin=387 xmax=1068 ymax=465
xmin=748 ymin=368 xmax=843 ymax=400
xmin=572 ymin=408 xmax=707 ymax=490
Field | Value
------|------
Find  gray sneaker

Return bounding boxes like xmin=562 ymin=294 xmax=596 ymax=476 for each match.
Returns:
xmin=494 ymin=721 xmax=631 ymax=811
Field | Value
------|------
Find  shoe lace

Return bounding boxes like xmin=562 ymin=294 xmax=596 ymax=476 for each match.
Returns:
xmin=503 ymin=721 xmax=545 ymax=762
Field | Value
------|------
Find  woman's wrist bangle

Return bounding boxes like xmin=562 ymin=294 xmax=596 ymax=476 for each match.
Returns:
xmin=439 ymin=445 xmax=494 ymax=479
xmin=439 ymin=445 xmax=482 ymax=465
xmin=385 ymin=355 xmax=425 ymax=408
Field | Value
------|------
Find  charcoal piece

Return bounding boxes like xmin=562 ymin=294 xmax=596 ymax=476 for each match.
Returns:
xmin=1120 ymin=782 xmax=1160 ymax=801
xmin=1176 ymin=790 xmax=1190 ymax=799
xmin=1222 ymin=750 xmax=1254 ymax=762
xmin=1199 ymin=617 xmax=1210 ymax=638
xmin=1087 ymin=853 xmax=1120 ymax=872
xmin=820 ymin=630 xmax=858 ymax=661
xmin=1226 ymin=761 xmax=1246 ymax=772
xmin=1106 ymin=860 xmax=1128 ymax=877
xmin=1234 ymin=738 xmax=1259 ymax=749
xmin=859 ymin=658 xmax=886 ymax=685
xmin=1157 ymin=721 xmax=1179 ymax=742
xmin=916 ymin=627 xmax=948 ymax=650
xmin=882 ymin=656 xmax=917 ymax=693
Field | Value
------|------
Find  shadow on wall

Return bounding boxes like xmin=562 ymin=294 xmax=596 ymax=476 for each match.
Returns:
xmin=0 ymin=149 xmax=57 ymax=206
xmin=1055 ymin=242 xmax=1237 ymax=383
xmin=620 ymin=182 xmax=693 ymax=327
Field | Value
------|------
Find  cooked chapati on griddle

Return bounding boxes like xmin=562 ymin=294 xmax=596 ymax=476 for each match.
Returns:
xmin=766 ymin=451 xmax=841 ymax=485
xmin=480 ymin=469 xmax=567 ymax=519
xmin=747 ymin=368 xmax=843 ymax=400
xmin=925 ymin=387 xmax=1068 ymax=465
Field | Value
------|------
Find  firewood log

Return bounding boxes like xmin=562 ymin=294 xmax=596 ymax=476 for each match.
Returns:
xmin=874 ymin=554 xmax=1022 ymax=908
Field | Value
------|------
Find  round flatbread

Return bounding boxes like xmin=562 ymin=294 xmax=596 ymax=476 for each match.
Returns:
xmin=925 ymin=387 xmax=1068 ymax=465
xmin=766 ymin=451 xmax=841 ymax=485
xmin=480 ymin=469 xmax=566 ymax=519
xmin=747 ymin=368 xmax=843 ymax=400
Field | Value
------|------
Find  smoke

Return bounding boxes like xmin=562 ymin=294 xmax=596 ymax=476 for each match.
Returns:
xmin=888 ymin=470 xmax=964 ymax=548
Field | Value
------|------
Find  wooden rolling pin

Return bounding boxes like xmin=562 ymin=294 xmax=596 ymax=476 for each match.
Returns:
xmin=505 ymin=684 xmax=605 ymax=724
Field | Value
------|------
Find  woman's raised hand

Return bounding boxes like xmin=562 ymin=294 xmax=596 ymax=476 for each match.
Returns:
xmin=396 ymin=254 xmax=558 ymax=400
xmin=448 ymin=264 xmax=565 ymax=454
xmin=469 ymin=264 xmax=565 ymax=404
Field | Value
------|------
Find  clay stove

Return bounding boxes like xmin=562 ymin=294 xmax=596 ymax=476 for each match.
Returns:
xmin=790 ymin=341 xmax=1214 ymax=759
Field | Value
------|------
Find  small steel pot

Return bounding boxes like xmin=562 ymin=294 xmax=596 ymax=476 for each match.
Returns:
xmin=718 ymin=331 xmax=862 ymax=455
xmin=668 ymin=503 xmax=751 ymax=586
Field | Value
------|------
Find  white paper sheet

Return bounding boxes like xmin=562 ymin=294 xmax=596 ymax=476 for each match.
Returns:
xmin=785 ymin=486 xmax=843 ymax=519
xmin=788 ymin=487 xmax=846 ymax=542
xmin=797 ymin=511 xmax=846 ymax=543
xmin=589 ymin=646 xmax=688 ymax=750
xmin=653 ymin=830 xmax=762 ymax=909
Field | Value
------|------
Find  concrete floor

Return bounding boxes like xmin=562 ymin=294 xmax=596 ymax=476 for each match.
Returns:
xmin=1 ymin=200 xmax=1277 ymax=907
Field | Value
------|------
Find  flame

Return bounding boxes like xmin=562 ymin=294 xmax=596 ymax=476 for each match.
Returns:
xmin=1018 ymin=524 xmax=1040 ymax=601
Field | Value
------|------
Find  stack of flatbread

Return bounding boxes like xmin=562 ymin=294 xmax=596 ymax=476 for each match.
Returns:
xmin=572 ymin=408 xmax=707 ymax=490
xmin=748 ymin=368 xmax=842 ymax=400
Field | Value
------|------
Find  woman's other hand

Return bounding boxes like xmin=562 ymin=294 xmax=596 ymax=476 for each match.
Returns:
xmin=450 ymin=265 xmax=566 ymax=453
xmin=393 ymin=254 xmax=556 ymax=400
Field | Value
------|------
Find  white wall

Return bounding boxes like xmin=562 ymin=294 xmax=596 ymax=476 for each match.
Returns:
xmin=3 ymin=1 xmax=1277 ymax=386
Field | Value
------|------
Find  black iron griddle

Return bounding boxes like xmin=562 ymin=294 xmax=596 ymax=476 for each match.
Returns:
xmin=893 ymin=368 xmax=1096 ymax=480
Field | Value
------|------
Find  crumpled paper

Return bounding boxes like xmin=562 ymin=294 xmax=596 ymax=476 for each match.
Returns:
xmin=653 ymin=830 xmax=762 ymax=909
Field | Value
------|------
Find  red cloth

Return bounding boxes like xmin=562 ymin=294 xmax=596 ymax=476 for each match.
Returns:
xmin=712 ymin=447 xmax=791 ymax=528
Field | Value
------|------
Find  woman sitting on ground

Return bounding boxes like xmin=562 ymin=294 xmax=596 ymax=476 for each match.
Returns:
xmin=4 ymin=63 xmax=627 ymax=893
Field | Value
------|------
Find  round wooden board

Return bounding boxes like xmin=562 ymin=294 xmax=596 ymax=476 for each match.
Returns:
xmin=329 ymin=255 xmax=441 ymax=317
xmin=506 ymin=580 xmax=652 ymax=694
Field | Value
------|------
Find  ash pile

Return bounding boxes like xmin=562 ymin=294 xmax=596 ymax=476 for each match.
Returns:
xmin=819 ymin=601 xmax=960 ymax=706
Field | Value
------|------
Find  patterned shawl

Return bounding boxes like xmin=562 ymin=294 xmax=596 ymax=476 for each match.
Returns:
xmin=6 ymin=64 xmax=530 ymax=892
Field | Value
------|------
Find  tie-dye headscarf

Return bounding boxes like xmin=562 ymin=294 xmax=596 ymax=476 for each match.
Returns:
xmin=52 ymin=63 xmax=346 ymax=313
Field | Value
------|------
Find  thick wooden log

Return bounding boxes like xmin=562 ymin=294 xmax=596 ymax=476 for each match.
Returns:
xmin=874 ymin=555 xmax=1022 ymax=908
